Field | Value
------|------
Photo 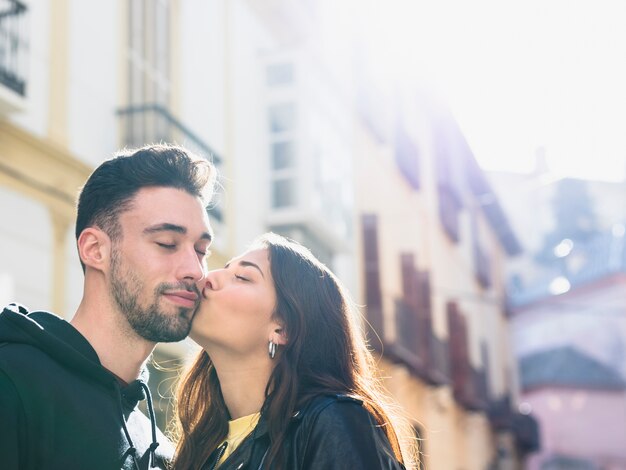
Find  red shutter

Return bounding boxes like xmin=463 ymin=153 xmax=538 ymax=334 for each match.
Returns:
xmin=480 ymin=342 xmax=491 ymax=403
xmin=447 ymin=301 xmax=472 ymax=406
xmin=361 ymin=214 xmax=384 ymax=342
xmin=393 ymin=253 xmax=422 ymax=372
xmin=416 ymin=270 xmax=432 ymax=375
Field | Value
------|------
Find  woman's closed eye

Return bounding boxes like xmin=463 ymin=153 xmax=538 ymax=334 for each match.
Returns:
xmin=235 ymin=274 xmax=250 ymax=282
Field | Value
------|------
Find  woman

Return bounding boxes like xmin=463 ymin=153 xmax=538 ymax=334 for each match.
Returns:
xmin=173 ymin=233 xmax=416 ymax=469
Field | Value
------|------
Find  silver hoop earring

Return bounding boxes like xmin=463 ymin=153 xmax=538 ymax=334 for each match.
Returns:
xmin=268 ymin=340 xmax=277 ymax=359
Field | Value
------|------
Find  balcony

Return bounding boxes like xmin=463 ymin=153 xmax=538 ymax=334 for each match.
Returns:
xmin=388 ymin=298 xmax=425 ymax=374
xmin=386 ymin=298 xmax=451 ymax=386
xmin=512 ymin=412 xmax=540 ymax=454
xmin=453 ymin=364 xmax=489 ymax=412
xmin=0 ymin=0 xmax=28 ymax=112
xmin=116 ymin=103 xmax=223 ymax=222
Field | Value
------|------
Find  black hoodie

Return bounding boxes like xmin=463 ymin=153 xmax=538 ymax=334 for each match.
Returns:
xmin=0 ymin=304 xmax=175 ymax=470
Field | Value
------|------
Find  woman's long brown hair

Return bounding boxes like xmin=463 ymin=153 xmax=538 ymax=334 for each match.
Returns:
xmin=172 ymin=233 xmax=416 ymax=469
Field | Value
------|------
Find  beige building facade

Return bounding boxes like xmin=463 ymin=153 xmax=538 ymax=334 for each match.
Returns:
xmin=352 ymin=90 xmax=539 ymax=468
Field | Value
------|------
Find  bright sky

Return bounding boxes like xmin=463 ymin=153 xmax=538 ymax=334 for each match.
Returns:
xmin=356 ymin=0 xmax=626 ymax=182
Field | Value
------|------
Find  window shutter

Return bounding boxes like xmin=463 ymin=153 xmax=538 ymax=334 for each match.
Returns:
xmin=362 ymin=214 xmax=384 ymax=341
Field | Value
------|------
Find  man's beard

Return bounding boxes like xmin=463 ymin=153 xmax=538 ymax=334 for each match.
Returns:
xmin=109 ymin=251 xmax=199 ymax=342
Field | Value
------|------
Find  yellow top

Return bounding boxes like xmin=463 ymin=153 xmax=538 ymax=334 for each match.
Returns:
xmin=217 ymin=412 xmax=261 ymax=466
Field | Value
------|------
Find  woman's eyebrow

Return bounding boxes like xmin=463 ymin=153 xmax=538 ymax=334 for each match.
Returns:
xmin=224 ymin=260 xmax=265 ymax=279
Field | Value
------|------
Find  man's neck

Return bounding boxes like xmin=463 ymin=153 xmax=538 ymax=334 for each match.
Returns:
xmin=71 ymin=297 xmax=156 ymax=383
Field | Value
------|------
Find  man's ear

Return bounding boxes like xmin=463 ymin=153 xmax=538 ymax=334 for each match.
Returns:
xmin=77 ymin=227 xmax=111 ymax=272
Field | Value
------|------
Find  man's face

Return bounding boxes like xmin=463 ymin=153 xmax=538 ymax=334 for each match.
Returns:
xmin=108 ymin=186 xmax=212 ymax=342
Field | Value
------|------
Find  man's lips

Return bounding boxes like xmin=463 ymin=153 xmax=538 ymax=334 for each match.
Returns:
xmin=162 ymin=290 xmax=199 ymax=308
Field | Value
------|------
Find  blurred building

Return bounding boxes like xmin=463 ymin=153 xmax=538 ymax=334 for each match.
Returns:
xmin=489 ymin=154 xmax=626 ymax=290
xmin=489 ymin=150 xmax=626 ymax=468
xmin=508 ymin=230 xmax=626 ymax=469
xmin=1 ymin=1 xmax=537 ymax=468
xmin=352 ymin=74 xmax=539 ymax=466
xmin=519 ymin=347 xmax=626 ymax=470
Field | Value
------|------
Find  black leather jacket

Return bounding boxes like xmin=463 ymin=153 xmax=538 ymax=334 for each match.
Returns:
xmin=201 ymin=394 xmax=406 ymax=470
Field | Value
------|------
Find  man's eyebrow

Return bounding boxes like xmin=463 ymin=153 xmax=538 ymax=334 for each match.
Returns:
xmin=143 ymin=223 xmax=212 ymax=242
xmin=225 ymin=260 xmax=265 ymax=279
xmin=144 ymin=223 xmax=187 ymax=235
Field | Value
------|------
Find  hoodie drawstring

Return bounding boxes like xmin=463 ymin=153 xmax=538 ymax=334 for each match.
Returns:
xmin=115 ymin=381 xmax=141 ymax=470
xmin=139 ymin=381 xmax=160 ymax=468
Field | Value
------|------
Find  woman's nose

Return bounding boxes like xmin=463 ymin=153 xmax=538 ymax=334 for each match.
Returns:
xmin=203 ymin=270 xmax=222 ymax=291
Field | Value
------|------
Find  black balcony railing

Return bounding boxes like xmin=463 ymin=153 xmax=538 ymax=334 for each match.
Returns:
xmin=0 ymin=0 xmax=28 ymax=96
xmin=117 ymin=104 xmax=223 ymax=221
xmin=488 ymin=394 xmax=514 ymax=430
xmin=512 ymin=412 xmax=540 ymax=454
xmin=117 ymin=104 xmax=221 ymax=164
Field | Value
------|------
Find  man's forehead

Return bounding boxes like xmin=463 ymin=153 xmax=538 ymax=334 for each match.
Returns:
xmin=121 ymin=187 xmax=212 ymax=236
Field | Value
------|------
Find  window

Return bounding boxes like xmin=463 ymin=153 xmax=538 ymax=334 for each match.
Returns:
xmin=268 ymin=103 xmax=296 ymax=133
xmin=434 ymin=123 xmax=464 ymax=243
xmin=438 ymin=185 xmax=462 ymax=243
xmin=271 ymin=141 xmax=295 ymax=170
xmin=472 ymin=218 xmax=492 ymax=289
xmin=126 ymin=0 xmax=171 ymax=144
xmin=0 ymin=0 xmax=28 ymax=96
xmin=271 ymin=178 xmax=295 ymax=208
xmin=395 ymin=125 xmax=421 ymax=190
xmin=268 ymin=101 xmax=297 ymax=209
xmin=266 ymin=62 xmax=294 ymax=87
xmin=128 ymin=0 xmax=170 ymax=106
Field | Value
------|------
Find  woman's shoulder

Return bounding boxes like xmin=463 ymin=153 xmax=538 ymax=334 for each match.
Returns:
xmin=295 ymin=393 xmax=378 ymax=434
xmin=291 ymin=394 xmax=406 ymax=469
xmin=297 ymin=393 xmax=364 ymax=417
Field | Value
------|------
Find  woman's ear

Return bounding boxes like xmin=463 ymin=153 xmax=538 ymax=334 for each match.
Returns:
xmin=272 ymin=326 xmax=288 ymax=346
xmin=77 ymin=227 xmax=111 ymax=272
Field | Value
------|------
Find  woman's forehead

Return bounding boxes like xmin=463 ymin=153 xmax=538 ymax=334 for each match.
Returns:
xmin=226 ymin=247 xmax=272 ymax=276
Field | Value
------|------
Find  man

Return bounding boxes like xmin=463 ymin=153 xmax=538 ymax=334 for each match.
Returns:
xmin=0 ymin=144 xmax=216 ymax=469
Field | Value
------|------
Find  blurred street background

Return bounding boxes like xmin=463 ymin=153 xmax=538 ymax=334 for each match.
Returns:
xmin=2 ymin=0 xmax=626 ymax=468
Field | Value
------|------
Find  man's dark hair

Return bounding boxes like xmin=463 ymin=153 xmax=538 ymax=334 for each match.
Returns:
xmin=76 ymin=143 xmax=215 ymax=249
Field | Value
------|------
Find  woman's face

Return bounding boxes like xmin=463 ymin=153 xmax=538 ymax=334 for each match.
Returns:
xmin=191 ymin=247 xmax=284 ymax=357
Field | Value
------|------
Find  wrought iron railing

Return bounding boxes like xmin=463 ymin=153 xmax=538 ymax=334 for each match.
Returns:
xmin=117 ymin=104 xmax=223 ymax=222
xmin=0 ymin=0 xmax=28 ymax=96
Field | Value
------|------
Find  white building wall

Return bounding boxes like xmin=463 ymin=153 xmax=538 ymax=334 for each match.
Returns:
xmin=228 ymin=1 xmax=276 ymax=253
xmin=178 ymin=0 xmax=226 ymax=155
xmin=67 ymin=0 xmax=119 ymax=165
xmin=0 ymin=186 xmax=52 ymax=311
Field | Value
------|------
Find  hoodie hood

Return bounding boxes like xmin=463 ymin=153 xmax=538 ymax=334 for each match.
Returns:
xmin=0 ymin=303 xmax=118 ymax=388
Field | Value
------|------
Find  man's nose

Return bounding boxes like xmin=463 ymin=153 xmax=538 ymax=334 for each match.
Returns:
xmin=178 ymin=247 xmax=206 ymax=282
